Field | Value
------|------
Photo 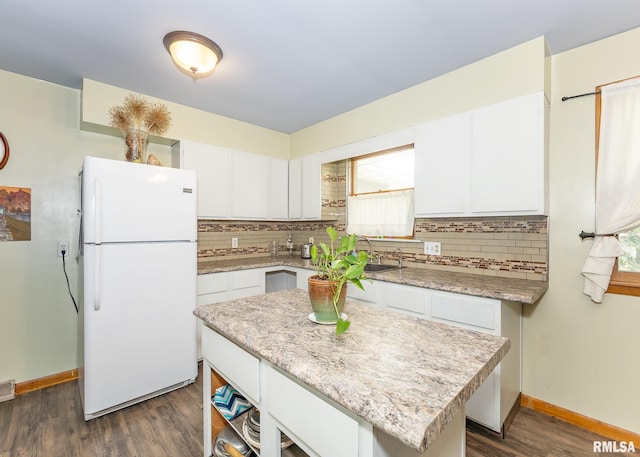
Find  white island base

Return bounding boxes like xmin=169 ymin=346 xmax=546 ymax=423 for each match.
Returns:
xmin=202 ymin=324 xmax=466 ymax=457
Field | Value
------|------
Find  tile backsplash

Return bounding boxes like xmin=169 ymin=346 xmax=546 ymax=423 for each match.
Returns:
xmin=197 ymin=215 xmax=547 ymax=282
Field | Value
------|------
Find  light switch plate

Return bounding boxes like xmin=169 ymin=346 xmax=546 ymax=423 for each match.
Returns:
xmin=231 ymin=237 xmax=238 ymax=248
xmin=424 ymin=241 xmax=441 ymax=256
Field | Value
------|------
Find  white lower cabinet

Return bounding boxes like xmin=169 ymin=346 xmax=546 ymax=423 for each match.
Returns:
xmin=358 ymin=278 xmax=521 ymax=434
xmin=382 ymin=283 xmax=428 ymax=316
xmin=429 ymin=291 xmax=521 ymax=433
xmin=197 ymin=270 xmax=265 ymax=359
xmin=266 ymin=366 xmax=360 ymax=457
xmin=292 ymin=267 xmax=316 ymax=290
xmin=346 ymin=279 xmax=380 ymax=307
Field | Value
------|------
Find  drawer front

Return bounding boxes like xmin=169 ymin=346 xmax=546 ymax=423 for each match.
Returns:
xmin=231 ymin=269 xmax=263 ymax=290
xmin=346 ymin=279 xmax=378 ymax=304
xmin=266 ymin=366 xmax=359 ymax=457
xmin=230 ymin=286 xmax=262 ymax=299
xmin=197 ymin=291 xmax=229 ymax=306
xmin=201 ymin=325 xmax=260 ymax=404
xmin=385 ymin=284 xmax=427 ymax=316
xmin=431 ymin=292 xmax=497 ymax=331
xmin=197 ymin=272 xmax=229 ymax=295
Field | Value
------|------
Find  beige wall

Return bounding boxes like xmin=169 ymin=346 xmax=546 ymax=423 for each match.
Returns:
xmin=0 ymin=69 xmax=174 ymax=383
xmin=289 ymin=36 xmax=547 ymax=158
xmin=81 ymin=79 xmax=290 ymax=159
xmin=522 ymin=28 xmax=640 ymax=434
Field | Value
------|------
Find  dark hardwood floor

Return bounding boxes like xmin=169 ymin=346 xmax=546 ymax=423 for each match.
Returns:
xmin=0 ymin=365 xmax=633 ymax=457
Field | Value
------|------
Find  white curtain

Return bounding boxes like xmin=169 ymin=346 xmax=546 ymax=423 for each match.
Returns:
xmin=581 ymin=76 xmax=640 ymax=302
xmin=347 ymin=189 xmax=414 ymax=237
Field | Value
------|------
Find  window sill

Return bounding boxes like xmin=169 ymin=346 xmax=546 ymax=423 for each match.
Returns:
xmin=607 ymin=283 xmax=640 ymax=297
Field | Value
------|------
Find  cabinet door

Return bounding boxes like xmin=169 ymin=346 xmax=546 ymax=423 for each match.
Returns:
xmin=346 ymin=279 xmax=380 ymax=307
xmin=288 ymin=158 xmax=302 ymax=219
xmin=414 ymin=112 xmax=469 ymax=216
xmin=270 ymin=158 xmax=289 ymax=219
xmin=471 ymin=92 xmax=545 ymax=214
xmin=466 ymin=368 xmax=500 ymax=431
xmin=301 ymin=154 xmax=321 ymax=219
xmin=294 ymin=267 xmax=316 ymax=290
xmin=231 ymin=151 xmax=270 ymax=219
xmin=384 ymin=283 xmax=428 ymax=316
xmin=176 ymin=140 xmax=230 ymax=219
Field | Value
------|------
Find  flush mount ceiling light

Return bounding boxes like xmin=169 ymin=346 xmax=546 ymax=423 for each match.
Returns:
xmin=163 ymin=31 xmax=223 ymax=79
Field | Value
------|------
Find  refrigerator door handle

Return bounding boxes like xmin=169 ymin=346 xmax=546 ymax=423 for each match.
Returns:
xmin=94 ymin=245 xmax=101 ymax=311
xmin=95 ymin=177 xmax=102 ymax=245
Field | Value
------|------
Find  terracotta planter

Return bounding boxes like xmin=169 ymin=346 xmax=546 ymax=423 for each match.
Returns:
xmin=307 ymin=275 xmax=347 ymax=322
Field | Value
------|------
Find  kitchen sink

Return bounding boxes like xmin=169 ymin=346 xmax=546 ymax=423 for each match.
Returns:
xmin=364 ymin=264 xmax=399 ymax=273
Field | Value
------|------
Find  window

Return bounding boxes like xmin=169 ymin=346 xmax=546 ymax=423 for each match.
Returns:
xmin=594 ymin=79 xmax=640 ymax=297
xmin=346 ymin=145 xmax=415 ymax=238
xmin=609 ymin=226 xmax=640 ymax=296
xmin=351 ymin=146 xmax=414 ymax=194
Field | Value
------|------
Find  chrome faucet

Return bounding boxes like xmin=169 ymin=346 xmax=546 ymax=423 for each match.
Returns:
xmin=356 ymin=236 xmax=374 ymax=261
xmin=393 ymin=247 xmax=403 ymax=269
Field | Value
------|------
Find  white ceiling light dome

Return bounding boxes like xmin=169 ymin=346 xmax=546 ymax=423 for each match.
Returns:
xmin=163 ymin=31 xmax=223 ymax=79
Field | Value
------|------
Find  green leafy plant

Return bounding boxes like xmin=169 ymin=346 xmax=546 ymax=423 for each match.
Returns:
xmin=310 ymin=226 xmax=369 ymax=335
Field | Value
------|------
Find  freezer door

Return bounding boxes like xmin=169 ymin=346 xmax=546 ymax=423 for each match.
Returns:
xmin=82 ymin=156 xmax=196 ymax=243
xmin=82 ymin=242 xmax=197 ymax=418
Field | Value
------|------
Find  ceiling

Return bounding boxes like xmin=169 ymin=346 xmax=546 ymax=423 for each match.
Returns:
xmin=1 ymin=1 xmax=639 ymax=134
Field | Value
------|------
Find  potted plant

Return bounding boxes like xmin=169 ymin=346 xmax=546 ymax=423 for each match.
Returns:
xmin=309 ymin=226 xmax=369 ymax=335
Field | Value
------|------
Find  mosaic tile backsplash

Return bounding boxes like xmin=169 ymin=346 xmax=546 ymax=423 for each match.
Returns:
xmin=197 ymin=217 xmax=548 ymax=281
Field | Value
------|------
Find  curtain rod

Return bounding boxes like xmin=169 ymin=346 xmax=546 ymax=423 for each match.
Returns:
xmin=561 ymin=90 xmax=601 ymax=102
xmin=579 ymin=230 xmax=615 ymax=240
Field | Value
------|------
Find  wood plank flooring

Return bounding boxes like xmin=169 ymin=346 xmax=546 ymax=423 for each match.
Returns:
xmin=0 ymin=365 xmax=634 ymax=456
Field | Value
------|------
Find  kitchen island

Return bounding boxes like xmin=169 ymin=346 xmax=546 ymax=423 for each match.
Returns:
xmin=195 ymin=288 xmax=511 ymax=457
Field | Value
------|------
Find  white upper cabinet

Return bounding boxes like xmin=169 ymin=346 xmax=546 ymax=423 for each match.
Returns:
xmin=174 ymin=140 xmax=290 ymax=220
xmin=231 ymin=150 xmax=270 ymax=219
xmin=172 ymin=140 xmax=231 ymax=219
xmin=289 ymin=154 xmax=321 ymax=220
xmin=270 ymin=158 xmax=289 ymax=219
xmin=470 ymin=92 xmax=547 ymax=214
xmin=414 ymin=91 xmax=548 ymax=217
xmin=288 ymin=158 xmax=302 ymax=219
xmin=301 ymin=154 xmax=321 ymax=219
xmin=414 ymin=111 xmax=469 ymax=216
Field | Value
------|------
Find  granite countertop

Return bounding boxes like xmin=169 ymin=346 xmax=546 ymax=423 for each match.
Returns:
xmin=197 ymin=256 xmax=548 ymax=304
xmin=195 ymin=288 xmax=510 ymax=453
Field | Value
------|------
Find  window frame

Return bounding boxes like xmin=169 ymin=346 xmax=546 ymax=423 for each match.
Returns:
xmin=348 ymin=144 xmax=415 ymax=239
xmin=596 ymin=79 xmax=640 ymax=297
xmin=349 ymin=145 xmax=415 ymax=196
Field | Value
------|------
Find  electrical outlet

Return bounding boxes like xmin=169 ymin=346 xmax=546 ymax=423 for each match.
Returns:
xmin=423 ymin=241 xmax=441 ymax=256
xmin=231 ymin=237 xmax=238 ymax=248
xmin=57 ymin=241 xmax=70 ymax=257
xmin=309 ymin=237 xmax=314 ymax=244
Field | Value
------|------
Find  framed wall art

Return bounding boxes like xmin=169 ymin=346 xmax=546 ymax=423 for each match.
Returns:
xmin=0 ymin=186 xmax=31 ymax=241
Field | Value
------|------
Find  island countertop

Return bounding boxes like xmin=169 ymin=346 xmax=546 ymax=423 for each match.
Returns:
xmin=197 ymin=256 xmax=548 ymax=304
xmin=195 ymin=288 xmax=511 ymax=453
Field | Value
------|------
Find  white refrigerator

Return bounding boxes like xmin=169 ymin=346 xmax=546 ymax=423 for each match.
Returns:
xmin=78 ymin=156 xmax=198 ymax=420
